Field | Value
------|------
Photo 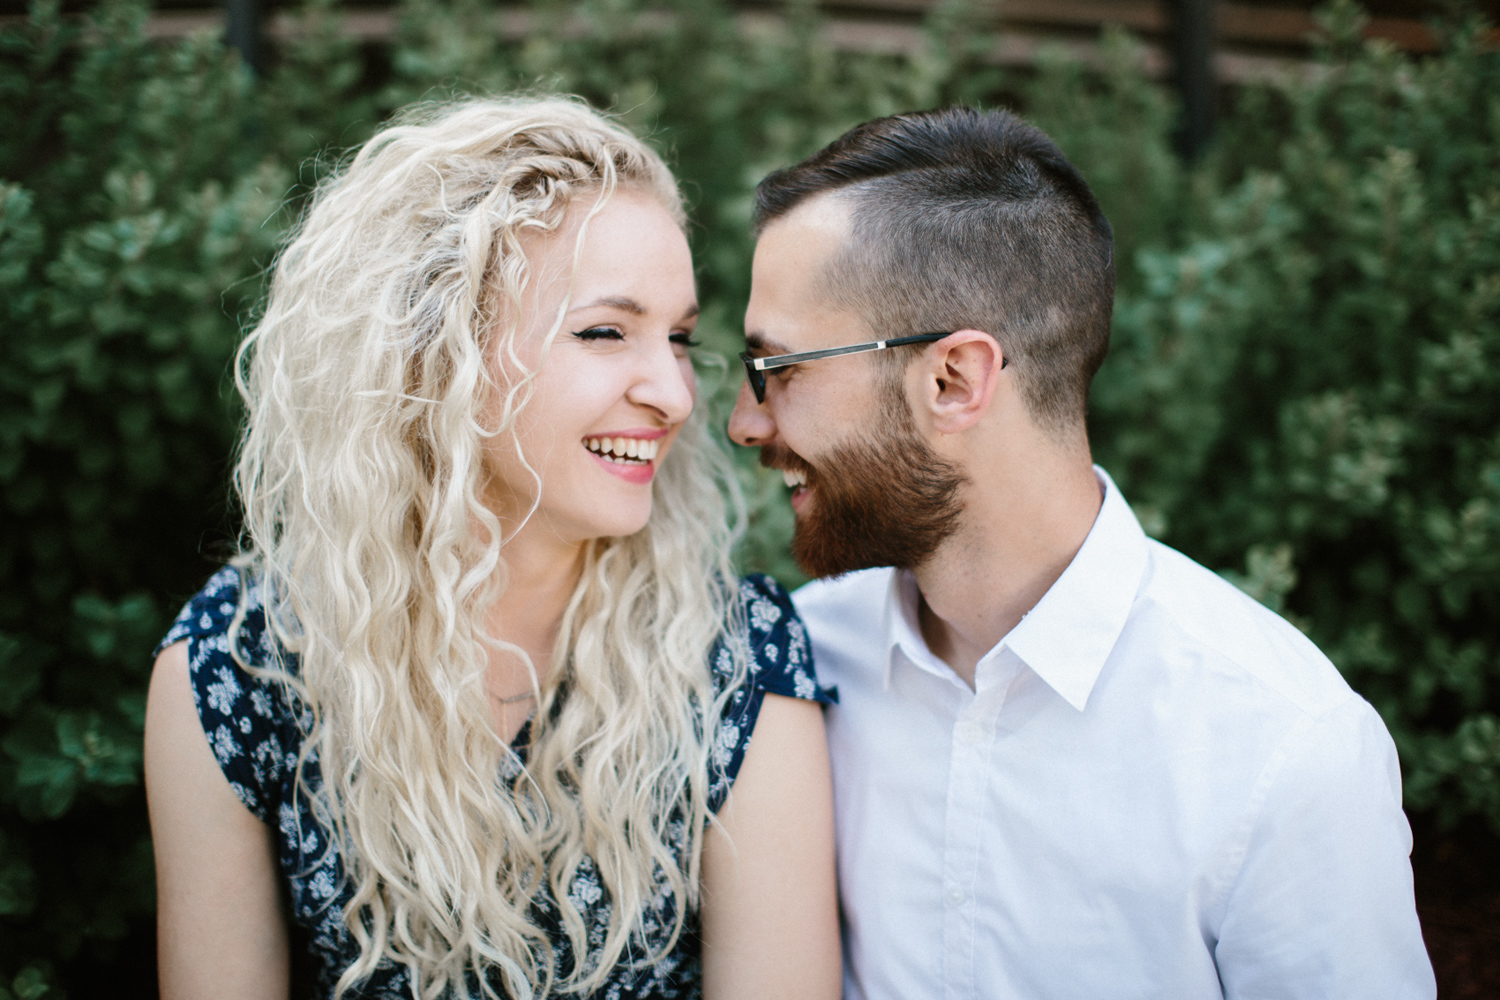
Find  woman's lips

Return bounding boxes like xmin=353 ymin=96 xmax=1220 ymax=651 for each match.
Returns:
xmin=588 ymin=448 xmax=656 ymax=484
xmin=582 ymin=429 xmax=668 ymax=485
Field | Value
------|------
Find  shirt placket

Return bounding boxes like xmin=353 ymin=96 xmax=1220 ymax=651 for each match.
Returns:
xmin=941 ymin=675 xmax=1005 ymax=1000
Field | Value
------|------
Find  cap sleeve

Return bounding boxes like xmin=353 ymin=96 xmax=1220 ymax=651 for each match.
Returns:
xmin=739 ymin=573 xmax=836 ymax=707
xmin=156 ymin=567 xmax=297 ymax=822
xmin=706 ymin=574 xmax=836 ymax=813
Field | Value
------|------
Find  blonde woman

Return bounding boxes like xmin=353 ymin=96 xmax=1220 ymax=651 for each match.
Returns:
xmin=143 ymin=98 xmax=840 ymax=1000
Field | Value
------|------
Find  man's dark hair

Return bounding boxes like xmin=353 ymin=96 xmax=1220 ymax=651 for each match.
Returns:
xmin=753 ymin=106 xmax=1114 ymax=435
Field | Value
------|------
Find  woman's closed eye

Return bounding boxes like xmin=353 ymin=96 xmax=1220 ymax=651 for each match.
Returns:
xmin=572 ymin=326 xmax=697 ymax=344
xmin=572 ymin=325 xmax=625 ymax=342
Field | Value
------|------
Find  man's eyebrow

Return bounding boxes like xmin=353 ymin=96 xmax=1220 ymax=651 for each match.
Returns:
xmin=744 ymin=331 xmax=793 ymax=355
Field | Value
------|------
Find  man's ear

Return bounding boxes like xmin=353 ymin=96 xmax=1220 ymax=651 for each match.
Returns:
xmin=915 ymin=330 xmax=1004 ymax=434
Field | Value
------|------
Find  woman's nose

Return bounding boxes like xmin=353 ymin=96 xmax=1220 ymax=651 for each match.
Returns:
xmin=627 ymin=341 xmax=696 ymax=424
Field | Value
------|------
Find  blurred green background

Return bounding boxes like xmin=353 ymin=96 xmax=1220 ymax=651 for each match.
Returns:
xmin=2 ymin=0 xmax=1498 ymax=993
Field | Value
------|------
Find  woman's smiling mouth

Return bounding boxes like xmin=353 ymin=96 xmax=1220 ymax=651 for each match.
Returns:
xmin=584 ymin=435 xmax=661 ymax=464
xmin=583 ymin=431 xmax=667 ymax=485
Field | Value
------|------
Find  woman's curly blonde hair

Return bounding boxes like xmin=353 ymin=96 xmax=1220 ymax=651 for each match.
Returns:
xmin=230 ymin=96 xmax=746 ymax=999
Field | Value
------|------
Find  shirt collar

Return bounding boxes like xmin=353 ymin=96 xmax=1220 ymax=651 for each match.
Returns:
xmin=882 ymin=466 xmax=1149 ymax=711
xmin=883 ymin=569 xmax=956 ymax=689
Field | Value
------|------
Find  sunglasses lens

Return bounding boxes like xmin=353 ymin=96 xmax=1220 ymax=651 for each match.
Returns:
xmin=740 ymin=354 xmax=765 ymax=403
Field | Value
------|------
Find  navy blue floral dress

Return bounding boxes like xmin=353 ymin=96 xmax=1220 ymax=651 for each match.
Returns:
xmin=157 ymin=568 xmax=833 ymax=999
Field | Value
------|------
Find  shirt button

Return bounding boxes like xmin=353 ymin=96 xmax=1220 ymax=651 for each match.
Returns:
xmin=947 ymin=883 xmax=965 ymax=904
xmin=956 ymin=723 xmax=980 ymax=746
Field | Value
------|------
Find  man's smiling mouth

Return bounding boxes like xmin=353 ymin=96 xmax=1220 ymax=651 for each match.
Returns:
xmin=584 ymin=436 xmax=660 ymax=465
xmin=757 ymin=444 xmax=813 ymax=506
xmin=779 ymin=464 xmax=812 ymax=511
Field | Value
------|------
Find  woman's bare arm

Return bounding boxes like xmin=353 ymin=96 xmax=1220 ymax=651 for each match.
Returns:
xmin=145 ymin=640 xmax=289 ymax=1000
xmin=700 ymin=693 xmax=841 ymax=1000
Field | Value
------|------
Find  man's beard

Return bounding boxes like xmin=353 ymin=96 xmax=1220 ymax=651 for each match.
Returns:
xmin=763 ymin=398 xmax=967 ymax=579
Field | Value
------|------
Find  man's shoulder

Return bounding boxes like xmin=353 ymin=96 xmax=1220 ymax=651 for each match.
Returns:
xmin=791 ymin=568 xmax=893 ymax=659
xmin=793 ymin=567 xmax=893 ymax=617
xmin=1137 ymin=539 xmax=1354 ymax=720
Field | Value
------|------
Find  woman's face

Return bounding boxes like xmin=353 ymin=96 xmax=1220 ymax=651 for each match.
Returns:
xmin=489 ymin=189 xmax=699 ymax=545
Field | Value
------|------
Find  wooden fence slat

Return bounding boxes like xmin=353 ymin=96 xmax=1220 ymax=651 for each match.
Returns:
xmin=2 ymin=2 xmax=1492 ymax=75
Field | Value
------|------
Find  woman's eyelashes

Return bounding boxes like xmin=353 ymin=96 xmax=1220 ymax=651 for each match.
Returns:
xmin=572 ymin=325 xmax=624 ymax=342
xmin=570 ymin=325 xmax=700 ymax=350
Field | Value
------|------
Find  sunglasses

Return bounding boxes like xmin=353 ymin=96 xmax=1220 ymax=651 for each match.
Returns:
xmin=740 ymin=333 xmax=1009 ymax=403
xmin=740 ymin=334 xmax=951 ymax=404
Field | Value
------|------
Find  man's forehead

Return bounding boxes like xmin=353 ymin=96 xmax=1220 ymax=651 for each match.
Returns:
xmin=744 ymin=290 xmax=869 ymax=355
xmin=747 ymin=193 xmax=864 ymax=351
xmin=756 ymin=192 xmax=853 ymax=261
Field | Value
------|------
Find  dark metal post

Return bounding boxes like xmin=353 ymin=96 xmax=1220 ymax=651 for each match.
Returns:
xmin=1169 ymin=0 xmax=1216 ymax=158
xmin=225 ymin=0 xmax=263 ymax=75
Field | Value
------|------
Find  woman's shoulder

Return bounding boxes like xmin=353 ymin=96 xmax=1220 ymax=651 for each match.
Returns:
xmin=156 ymin=566 xmax=299 ymax=822
xmin=734 ymin=573 xmax=835 ymax=707
xmin=157 ymin=566 xmax=273 ymax=656
xmin=704 ymin=575 xmax=835 ymax=813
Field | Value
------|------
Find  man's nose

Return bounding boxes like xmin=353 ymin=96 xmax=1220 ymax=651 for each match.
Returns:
xmin=728 ymin=380 xmax=777 ymax=447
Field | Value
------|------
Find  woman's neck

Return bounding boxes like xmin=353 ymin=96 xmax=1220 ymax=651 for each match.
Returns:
xmin=485 ymin=524 xmax=586 ymax=731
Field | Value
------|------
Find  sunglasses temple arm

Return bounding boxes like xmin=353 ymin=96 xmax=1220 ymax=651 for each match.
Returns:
xmin=752 ymin=341 xmax=895 ymax=372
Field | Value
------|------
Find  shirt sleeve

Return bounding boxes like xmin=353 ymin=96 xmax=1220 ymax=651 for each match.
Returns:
xmin=1213 ymin=695 xmax=1437 ymax=999
xmin=155 ymin=567 xmax=295 ymax=823
xmin=706 ymin=574 xmax=836 ymax=813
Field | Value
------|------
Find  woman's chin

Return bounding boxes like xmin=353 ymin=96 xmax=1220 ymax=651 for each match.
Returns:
xmin=567 ymin=508 xmax=654 ymax=544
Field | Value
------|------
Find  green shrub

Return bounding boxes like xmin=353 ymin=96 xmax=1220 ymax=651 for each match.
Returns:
xmin=1 ymin=4 xmax=288 ymax=991
xmin=1 ymin=0 xmax=1496 ymax=991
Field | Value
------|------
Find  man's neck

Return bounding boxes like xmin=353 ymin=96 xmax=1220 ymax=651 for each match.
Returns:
xmin=913 ymin=451 xmax=1103 ymax=689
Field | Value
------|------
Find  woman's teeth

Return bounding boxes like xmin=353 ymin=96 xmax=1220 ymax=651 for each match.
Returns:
xmin=782 ymin=468 xmax=808 ymax=489
xmin=585 ymin=436 xmax=659 ymax=464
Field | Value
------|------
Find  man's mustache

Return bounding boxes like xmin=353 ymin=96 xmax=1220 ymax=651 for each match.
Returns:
xmin=756 ymin=443 xmax=814 ymax=478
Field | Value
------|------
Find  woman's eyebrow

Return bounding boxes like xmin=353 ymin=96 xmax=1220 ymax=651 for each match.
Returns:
xmin=575 ymin=295 xmax=647 ymax=314
xmin=572 ymin=297 xmax=701 ymax=323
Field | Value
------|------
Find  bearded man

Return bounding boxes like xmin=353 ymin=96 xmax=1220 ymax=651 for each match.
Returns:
xmin=728 ymin=107 xmax=1434 ymax=1000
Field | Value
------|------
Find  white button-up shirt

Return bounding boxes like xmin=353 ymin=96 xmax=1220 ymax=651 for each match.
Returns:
xmin=794 ymin=469 xmax=1435 ymax=1000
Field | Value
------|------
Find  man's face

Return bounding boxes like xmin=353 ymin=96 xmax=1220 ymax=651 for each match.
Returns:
xmin=728 ymin=197 xmax=965 ymax=578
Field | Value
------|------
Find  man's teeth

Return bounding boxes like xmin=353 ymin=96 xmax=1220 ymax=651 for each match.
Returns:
xmin=584 ymin=436 xmax=659 ymax=463
xmin=782 ymin=468 xmax=808 ymax=489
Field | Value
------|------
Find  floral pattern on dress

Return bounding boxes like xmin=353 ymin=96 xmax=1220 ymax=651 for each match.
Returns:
xmin=157 ymin=569 xmax=833 ymax=999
